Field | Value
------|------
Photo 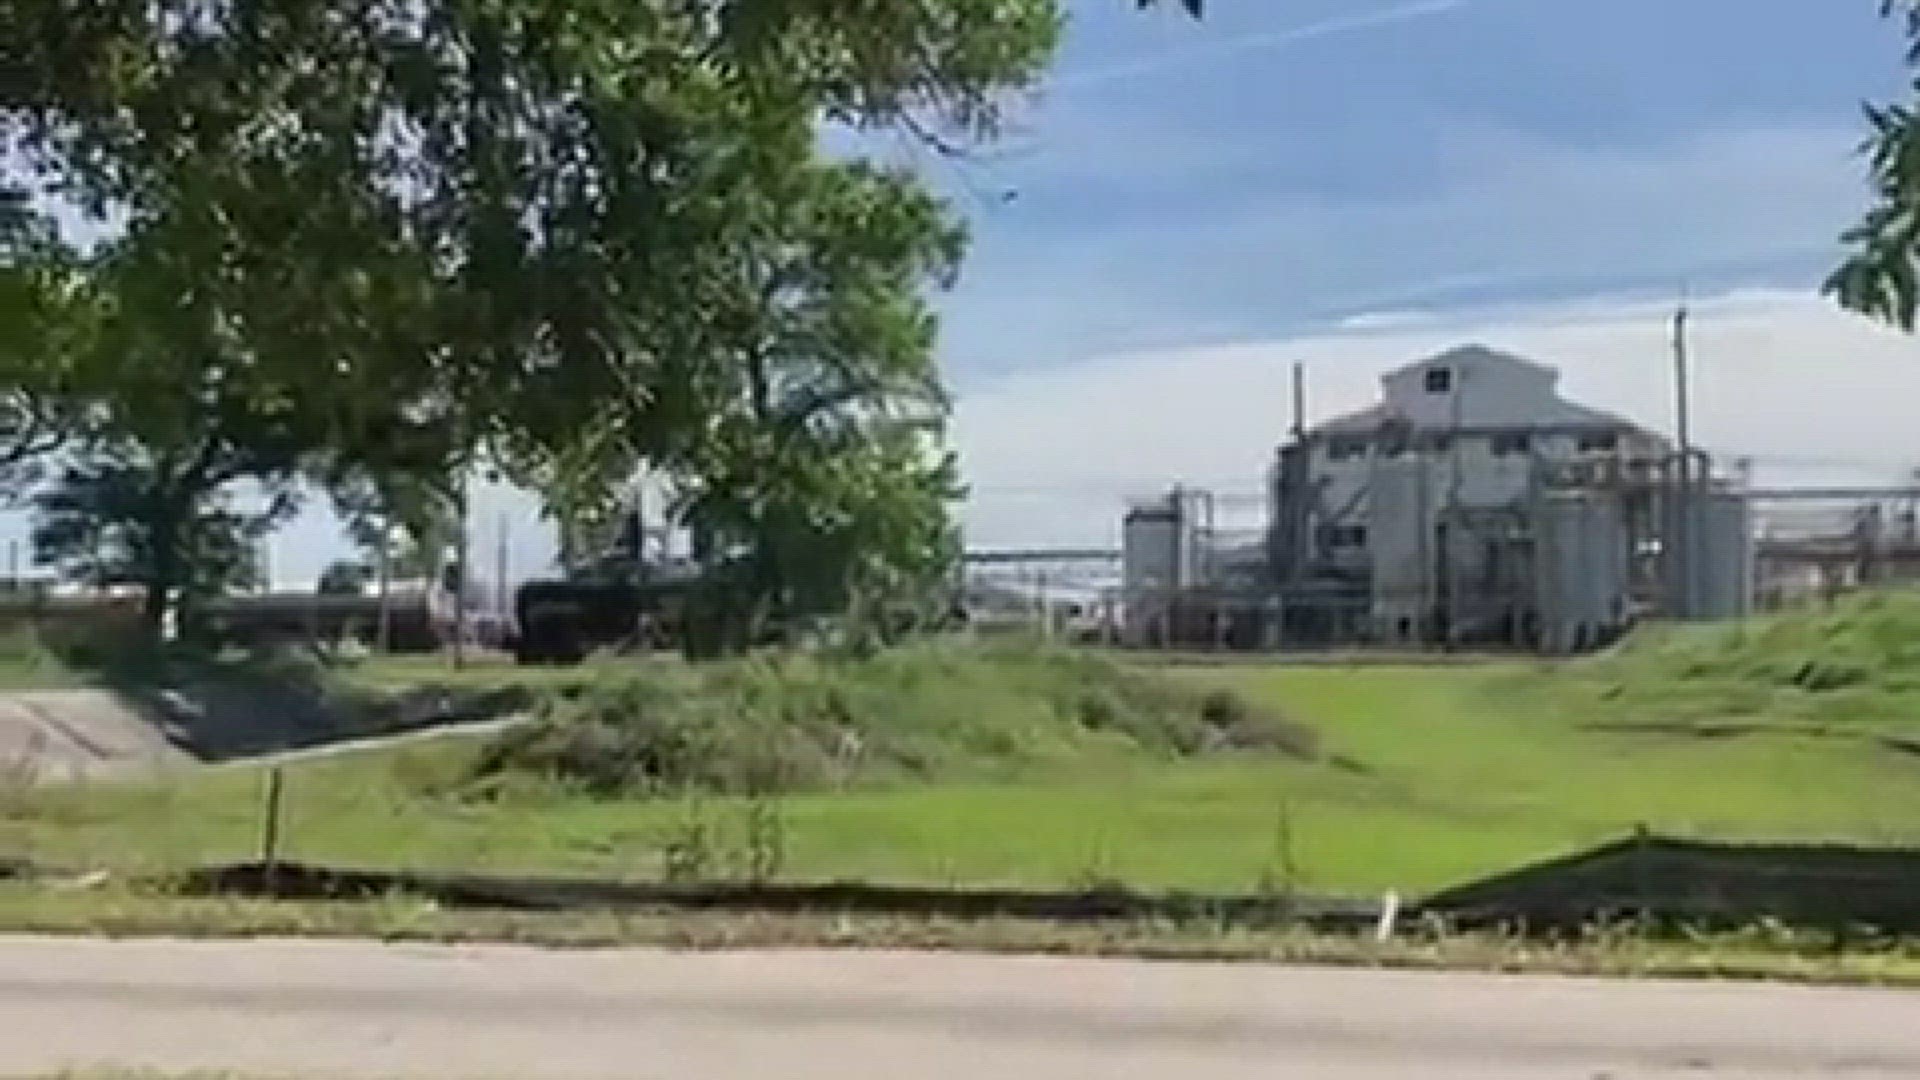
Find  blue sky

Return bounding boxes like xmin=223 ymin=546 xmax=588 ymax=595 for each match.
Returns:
xmin=937 ymin=0 xmax=1906 ymax=385
xmin=8 ymin=0 xmax=1918 ymax=582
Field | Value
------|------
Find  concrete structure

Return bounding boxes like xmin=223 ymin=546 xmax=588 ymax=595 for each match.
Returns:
xmin=1533 ymin=491 xmax=1633 ymax=654
xmin=1121 ymin=489 xmax=1210 ymax=646
xmin=1271 ymin=345 xmax=1668 ymax=647
xmin=1106 ymin=344 xmax=1756 ymax=655
xmin=1665 ymin=488 xmax=1755 ymax=622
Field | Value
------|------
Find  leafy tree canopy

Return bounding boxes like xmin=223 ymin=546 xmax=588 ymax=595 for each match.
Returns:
xmin=1830 ymin=1 xmax=1920 ymax=328
xmin=3 ymin=0 xmax=1206 ymax=649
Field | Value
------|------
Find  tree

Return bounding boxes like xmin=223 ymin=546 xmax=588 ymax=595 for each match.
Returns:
xmin=32 ymin=442 xmax=299 ymax=637
xmin=23 ymin=233 xmax=316 ymax=640
xmin=4 ymin=0 xmax=1205 ymax=652
xmin=678 ymin=423 xmax=962 ymax=654
xmin=328 ymin=467 xmax=462 ymax=584
xmin=0 ymin=208 xmax=97 ymax=503
xmin=3 ymin=0 xmax=1064 ymax=463
xmin=1831 ymin=1 xmax=1920 ymax=328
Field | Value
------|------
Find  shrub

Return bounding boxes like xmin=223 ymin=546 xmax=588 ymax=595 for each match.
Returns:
xmin=466 ymin=643 xmax=1317 ymax=800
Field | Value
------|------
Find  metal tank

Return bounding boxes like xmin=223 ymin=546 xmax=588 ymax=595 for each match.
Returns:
xmin=1121 ymin=490 xmax=1204 ymax=646
xmin=1368 ymin=459 xmax=1435 ymax=642
xmin=1532 ymin=492 xmax=1631 ymax=654
xmin=1664 ymin=488 xmax=1754 ymax=621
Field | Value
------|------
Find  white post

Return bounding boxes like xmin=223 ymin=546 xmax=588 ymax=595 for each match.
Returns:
xmin=1374 ymin=890 xmax=1401 ymax=943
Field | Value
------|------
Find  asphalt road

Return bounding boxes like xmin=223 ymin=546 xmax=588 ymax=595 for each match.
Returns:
xmin=3 ymin=936 xmax=1918 ymax=1078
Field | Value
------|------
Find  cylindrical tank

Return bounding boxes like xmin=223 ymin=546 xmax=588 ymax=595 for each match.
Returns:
xmin=1533 ymin=492 xmax=1631 ymax=654
xmin=1122 ymin=491 xmax=1202 ymax=646
xmin=1694 ymin=491 xmax=1754 ymax=620
xmin=1664 ymin=489 xmax=1754 ymax=621
xmin=1368 ymin=459 xmax=1434 ymax=640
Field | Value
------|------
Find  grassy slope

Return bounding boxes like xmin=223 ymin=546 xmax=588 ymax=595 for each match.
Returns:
xmin=14 ymin=595 xmax=1920 ymax=897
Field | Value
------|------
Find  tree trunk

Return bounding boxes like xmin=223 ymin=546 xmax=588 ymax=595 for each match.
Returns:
xmin=141 ymin=481 xmax=187 ymax=651
xmin=139 ymin=579 xmax=171 ymax=645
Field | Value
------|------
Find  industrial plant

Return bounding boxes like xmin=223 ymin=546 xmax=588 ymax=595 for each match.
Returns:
xmin=1118 ymin=343 xmax=1758 ymax=654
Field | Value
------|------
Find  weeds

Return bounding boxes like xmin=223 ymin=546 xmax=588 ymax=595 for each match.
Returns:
xmin=660 ymin=801 xmax=716 ymax=884
xmin=1255 ymin=797 xmax=1302 ymax=904
xmin=659 ymin=797 xmax=791 ymax=886
xmin=467 ymin=643 xmax=1316 ymax=801
xmin=742 ymin=796 xmax=787 ymax=885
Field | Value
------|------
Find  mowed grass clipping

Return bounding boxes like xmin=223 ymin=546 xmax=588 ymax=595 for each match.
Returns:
xmin=14 ymin=596 xmax=1920 ymax=897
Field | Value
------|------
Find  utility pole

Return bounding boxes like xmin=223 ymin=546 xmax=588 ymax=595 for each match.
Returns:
xmin=1673 ymin=297 xmax=1693 ymax=460
xmin=1671 ymin=294 xmax=1694 ymax=618
xmin=1290 ymin=362 xmax=1306 ymax=441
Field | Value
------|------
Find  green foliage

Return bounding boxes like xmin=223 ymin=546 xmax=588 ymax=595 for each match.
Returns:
xmin=2 ymin=0 xmax=1100 ymax=641
xmin=31 ymin=443 xmax=299 ymax=635
xmin=326 ymin=468 xmax=460 ymax=584
xmin=468 ymin=642 xmax=1306 ymax=799
xmin=1 ymin=0 xmax=1212 ymax=651
xmin=0 ymin=213 xmax=98 ymax=503
xmin=1583 ymin=591 xmax=1920 ymax=718
xmin=1830 ymin=1 xmax=1920 ymax=328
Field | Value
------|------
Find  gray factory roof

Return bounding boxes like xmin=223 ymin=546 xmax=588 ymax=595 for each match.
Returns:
xmin=1312 ymin=345 xmax=1647 ymax=437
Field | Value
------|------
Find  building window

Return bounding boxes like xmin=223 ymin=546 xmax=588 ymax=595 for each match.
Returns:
xmin=1424 ymin=367 xmax=1453 ymax=394
xmin=1327 ymin=437 xmax=1368 ymax=461
xmin=1578 ymin=431 xmax=1619 ymax=453
xmin=1491 ymin=432 xmax=1532 ymax=457
xmin=1418 ymin=432 xmax=1453 ymax=453
xmin=1318 ymin=525 xmax=1368 ymax=550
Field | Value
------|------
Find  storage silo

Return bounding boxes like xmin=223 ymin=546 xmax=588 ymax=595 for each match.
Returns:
xmin=1695 ymin=491 xmax=1754 ymax=621
xmin=1368 ymin=459 xmax=1435 ymax=642
xmin=1663 ymin=488 xmax=1754 ymax=621
xmin=1533 ymin=492 xmax=1631 ymax=654
xmin=1121 ymin=490 xmax=1203 ymax=646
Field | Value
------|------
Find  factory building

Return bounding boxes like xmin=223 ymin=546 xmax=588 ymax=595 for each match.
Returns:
xmin=1122 ymin=344 xmax=1756 ymax=654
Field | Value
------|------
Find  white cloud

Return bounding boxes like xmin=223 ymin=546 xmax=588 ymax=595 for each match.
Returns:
xmin=953 ymin=287 xmax=1920 ymax=547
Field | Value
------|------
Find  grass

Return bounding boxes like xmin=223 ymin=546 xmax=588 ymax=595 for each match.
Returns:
xmin=10 ymin=594 xmax=1920 ymax=905
xmin=12 ymin=651 xmax=1920 ymax=898
xmin=0 ymin=627 xmax=84 ymax=691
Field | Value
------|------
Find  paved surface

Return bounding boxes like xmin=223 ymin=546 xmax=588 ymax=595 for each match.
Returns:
xmin=0 ymin=687 xmax=528 ymax=782
xmin=2 ymin=936 xmax=1917 ymax=1078
xmin=0 ymin=691 xmax=192 ymax=781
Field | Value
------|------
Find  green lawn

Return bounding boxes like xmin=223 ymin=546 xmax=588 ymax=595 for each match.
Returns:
xmin=16 ymin=644 xmax=1920 ymax=898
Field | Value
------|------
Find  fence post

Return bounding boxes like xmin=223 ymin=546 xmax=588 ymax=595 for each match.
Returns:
xmin=260 ymin=766 xmax=286 ymax=885
xmin=1374 ymin=891 xmax=1401 ymax=943
xmin=1631 ymin=823 xmax=1652 ymax=919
